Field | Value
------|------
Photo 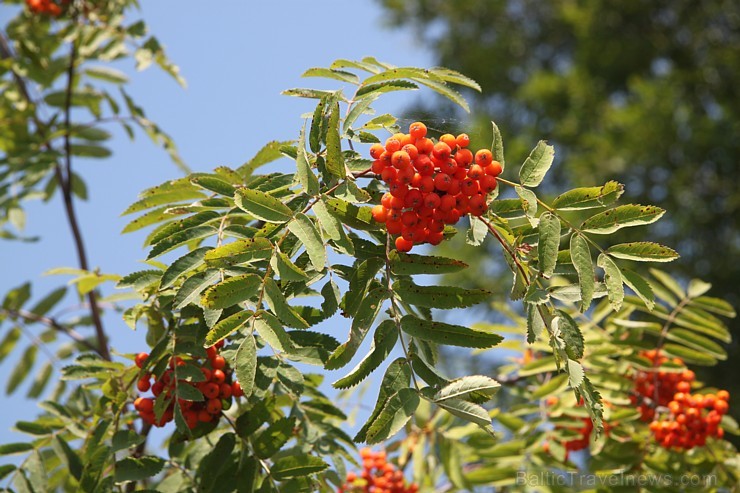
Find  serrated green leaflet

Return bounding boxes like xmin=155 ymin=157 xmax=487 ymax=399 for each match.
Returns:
xmin=200 ymin=273 xmax=261 ymax=310
xmin=0 ymin=442 xmax=33 ymax=455
xmin=606 ymin=242 xmax=679 ymax=262
xmin=312 ymin=199 xmax=355 ymax=254
xmin=235 ymin=334 xmax=256 ymax=398
xmin=326 ymin=287 xmax=388 ymax=370
xmin=554 ymin=310 xmax=584 ymax=360
xmin=355 ymin=80 xmax=418 ymax=99
xmin=490 ymin=120 xmax=505 ymax=169
xmin=146 ymin=225 xmax=216 ymax=259
xmin=537 ymin=212 xmax=560 ymax=277
xmin=344 ymin=258 xmax=384 ymax=316
xmin=270 ymin=455 xmax=328 ymax=480
xmin=325 ymin=101 xmax=345 ymax=179
xmin=161 ymin=247 xmax=210 ymax=289
xmin=515 ymin=185 xmax=538 ymax=225
xmin=263 ymin=278 xmax=310 ymax=328
xmin=203 ymin=238 xmax=273 ymax=268
xmin=295 ymin=127 xmax=319 ymax=195
xmin=270 ymin=249 xmax=309 ymax=281
xmin=205 ymin=310 xmax=252 ymax=347
xmin=581 ymin=204 xmax=666 ymax=234
xmin=253 ymin=417 xmax=296 ymax=459
xmin=333 ymin=320 xmax=397 ymax=389
xmin=309 ymin=97 xmax=327 ymax=153
xmin=114 ymin=456 xmax=165 ymax=483
xmin=400 ymin=315 xmax=503 ymax=349
xmin=302 ymin=67 xmax=360 ymax=84
xmin=666 ymin=329 xmax=726 ymax=359
xmin=597 ymin=253 xmax=624 ymax=311
xmin=254 ymin=312 xmax=294 ymax=353
xmin=237 ymin=140 xmax=293 ymax=177
xmin=552 ymin=181 xmax=624 ymax=210
xmin=366 ymin=388 xmax=420 ymax=444
xmin=6 ymin=345 xmax=36 ymax=395
xmin=388 ymin=251 xmax=467 ymax=275
xmin=288 ymin=213 xmax=326 ymax=271
xmin=436 ymin=399 xmax=495 ymax=435
xmin=622 ymin=269 xmax=655 ymax=311
xmin=234 ymin=188 xmax=293 ymax=223
xmin=430 ymin=67 xmax=482 ymax=91
xmin=567 ymin=359 xmax=585 ymax=387
xmin=519 ymin=140 xmax=554 ymax=187
xmin=418 ymin=77 xmax=470 ymax=112
xmin=190 ymin=174 xmax=236 ymax=196
xmin=321 ymin=197 xmax=378 ymax=230
xmin=355 ymin=359 xmax=410 ymax=442
xmin=123 ymin=189 xmax=205 ymax=216
xmin=662 ymin=343 xmax=717 ymax=366
xmin=570 ymin=234 xmax=595 ymax=312
xmin=392 ymin=278 xmax=490 ymax=309
xmin=434 ymin=376 xmax=500 ymax=402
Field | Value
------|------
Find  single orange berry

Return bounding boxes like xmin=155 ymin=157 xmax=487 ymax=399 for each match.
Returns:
xmin=409 ymin=122 xmax=427 ymax=139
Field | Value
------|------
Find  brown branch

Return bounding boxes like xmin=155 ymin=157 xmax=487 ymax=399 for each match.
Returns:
xmin=0 ymin=30 xmax=111 ymax=360
xmin=2 ymin=308 xmax=101 ymax=355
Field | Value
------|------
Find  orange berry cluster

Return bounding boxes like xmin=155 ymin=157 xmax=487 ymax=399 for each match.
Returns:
xmin=631 ymin=349 xmax=695 ymax=421
xmin=132 ymin=341 xmax=244 ymax=429
xmin=649 ymin=389 xmax=730 ymax=450
xmin=369 ymin=122 xmax=502 ymax=252
xmin=338 ymin=448 xmax=418 ymax=493
xmin=26 ymin=0 xmax=68 ymax=16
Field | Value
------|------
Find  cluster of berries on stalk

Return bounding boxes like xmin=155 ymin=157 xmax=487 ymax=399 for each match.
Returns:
xmin=649 ymin=386 xmax=729 ymax=450
xmin=631 ymin=349 xmax=696 ymax=421
xmin=631 ymin=350 xmax=730 ymax=450
xmin=132 ymin=340 xmax=244 ymax=430
xmin=369 ymin=122 xmax=502 ymax=252
xmin=26 ymin=0 xmax=68 ymax=16
xmin=338 ymin=448 xmax=418 ymax=493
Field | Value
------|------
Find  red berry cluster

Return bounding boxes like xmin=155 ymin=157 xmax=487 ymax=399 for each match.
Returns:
xmin=132 ymin=341 xmax=244 ymax=430
xmin=631 ymin=349 xmax=695 ymax=421
xmin=649 ymin=389 xmax=730 ymax=449
xmin=369 ymin=122 xmax=502 ymax=252
xmin=561 ymin=416 xmax=594 ymax=452
xmin=338 ymin=448 xmax=418 ymax=493
xmin=25 ymin=0 xmax=68 ymax=16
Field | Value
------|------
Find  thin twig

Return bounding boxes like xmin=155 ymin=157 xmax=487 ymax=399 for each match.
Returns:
xmin=3 ymin=308 xmax=101 ymax=355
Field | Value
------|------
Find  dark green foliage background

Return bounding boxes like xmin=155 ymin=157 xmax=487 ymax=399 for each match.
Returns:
xmin=376 ymin=0 xmax=740 ymax=434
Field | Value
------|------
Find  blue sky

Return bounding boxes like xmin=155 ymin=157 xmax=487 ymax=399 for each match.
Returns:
xmin=0 ymin=1 xmax=435 ymax=448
